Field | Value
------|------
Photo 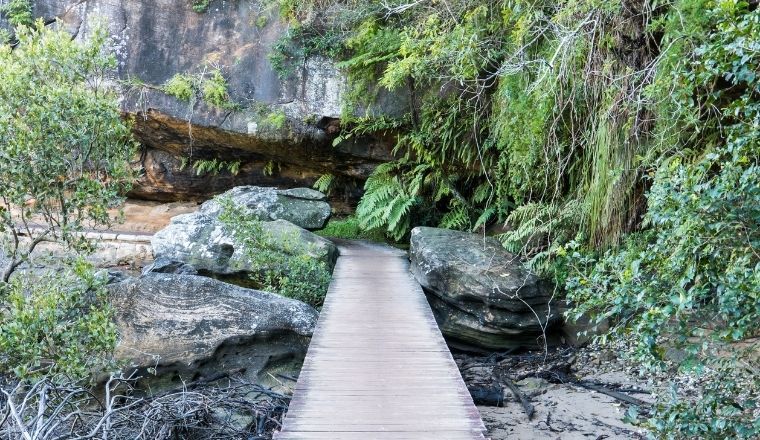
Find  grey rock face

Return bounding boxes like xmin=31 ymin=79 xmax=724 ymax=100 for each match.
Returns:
xmin=409 ymin=227 xmax=559 ymax=351
xmin=151 ymin=188 xmax=338 ymax=283
xmin=102 ymin=269 xmax=132 ymax=285
xmin=141 ymin=256 xmax=198 ymax=276
xmin=108 ymin=274 xmax=318 ymax=390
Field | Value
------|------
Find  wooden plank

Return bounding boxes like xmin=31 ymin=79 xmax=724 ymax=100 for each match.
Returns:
xmin=274 ymin=240 xmax=487 ymax=440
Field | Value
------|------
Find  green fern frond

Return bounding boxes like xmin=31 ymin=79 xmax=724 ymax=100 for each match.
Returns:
xmin=313 ymin=173 xmax=335 ymax=194
xmin=473 ymin=206 xmax=497 ymax=230
xmin=497 ymin=200 xmax=582 ymax=259
xmin=472 ymin=182 xmax=493 ymax=204
xmin=439 ymin=202 xmax=470 ymax=231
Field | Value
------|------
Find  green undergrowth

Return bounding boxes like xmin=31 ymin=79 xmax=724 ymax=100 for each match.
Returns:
xmin=270 ymin=0 xmax=760 ymax=437
xmin=0 ymin=262 xmax=118 ymax=383
xmin=315 ymin=216 xmax=388 ymax=243
xmin=218 ymin=197 xmax=332 ymax=308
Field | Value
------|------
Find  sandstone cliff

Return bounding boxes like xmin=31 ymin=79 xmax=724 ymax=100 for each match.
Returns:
xmin=15 ymin=0 xmax=398 ymax=208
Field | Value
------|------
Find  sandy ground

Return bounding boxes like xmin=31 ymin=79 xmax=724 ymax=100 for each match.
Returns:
xmin=479 ymin=372 xmax=650 ymax=439
xmin=109 ymin=200 xmax=199 ymax=234
xmin=456 ymin=347 xmax=653 ymax=440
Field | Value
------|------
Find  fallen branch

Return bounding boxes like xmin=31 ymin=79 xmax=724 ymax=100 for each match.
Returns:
xmin=493 ymin=368 xmax=535 ymax=420
xmin=549 ymin=370 xmax=651 ymax=407
xmin=576 ymin=381 xmax=650 ymax=407
xmin=502 ymin=376 xmax=536 ymax=420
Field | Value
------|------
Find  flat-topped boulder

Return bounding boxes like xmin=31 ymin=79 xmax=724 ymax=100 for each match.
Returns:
xmin=151 ymin=186 xmax=338 ymax=285
xmin=200 ymin=186 xmax=332 ymax=230
xmin=108 ymin=274 xmax=318 ymax=391
xmin=409 ymin=227 xmax=559 ymax=351
xmin=152 ymin=216 xmax=337 ymax=283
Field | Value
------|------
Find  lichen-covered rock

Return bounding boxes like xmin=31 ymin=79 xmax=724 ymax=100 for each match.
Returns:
xmin=151 ymin=188 xmax=338 ymax=283
xmin=108 ymin=274 xmax=318 ymax=390
xmin=409 ymin=227 xmax=559 ymax=351
xmin=200 ymin=186 xmax=332 ymax=230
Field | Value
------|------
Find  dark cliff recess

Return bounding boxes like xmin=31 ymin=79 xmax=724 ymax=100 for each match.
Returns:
xmin=128 ymin=107 xmax=395 ymax=211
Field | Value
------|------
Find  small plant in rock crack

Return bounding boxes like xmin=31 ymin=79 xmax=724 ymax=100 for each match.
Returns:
xmin=217 ymin=197 xmax=331 ymax=308
xmin=161 ymin=67 xmax=236 ymax=109
xmin=190 ymin=0 xmax=212 ymax=13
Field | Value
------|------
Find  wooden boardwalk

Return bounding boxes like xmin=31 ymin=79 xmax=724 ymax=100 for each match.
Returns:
xmin=275 ymin=240 xmax=487 ymax=440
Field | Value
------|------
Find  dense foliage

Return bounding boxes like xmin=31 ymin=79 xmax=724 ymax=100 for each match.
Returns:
xmin=0 ymin=22 xmax=135 ymax=280
xmin=561 ymin=2 xmax=759 ymax=436
xmin=218 ymin=198 xmax=332 ymax=308
xmin=274 ymin=0 xmax=759 ymax=437
xmin=0 ymin=23 xmax=133 ymax=382
xmin=0 ymin=262 xmax=117 ymax=382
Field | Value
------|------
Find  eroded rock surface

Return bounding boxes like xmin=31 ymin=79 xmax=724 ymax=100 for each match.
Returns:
xmin=108 ymin=274 xmax=318 ymax=390
xmin=409 ymin=227 xmax=559 ymax=351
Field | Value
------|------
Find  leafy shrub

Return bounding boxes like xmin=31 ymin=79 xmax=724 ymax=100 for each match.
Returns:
xmin=0 ymin=261 xmax=117 ymax=382
xmin=0 ymin=0 xmax=33 ymax=27
xmin=218 ymin=198 xmax=331 ymax=308
xmin=0 ymin=22 xmax=128 ymax=385
xmin=0 ymin=22 xmax=135 ymax=281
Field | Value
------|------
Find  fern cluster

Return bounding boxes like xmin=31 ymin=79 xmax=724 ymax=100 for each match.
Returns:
xmin=497 ymin=200 xmax=583 ymax=275
xmin=355 ymin=163 xmax=416 ymax=241
xmin=161 ymin=68 xmax=235 ymax=110
xmin=180 ymin=158 xmax=241 ymax=176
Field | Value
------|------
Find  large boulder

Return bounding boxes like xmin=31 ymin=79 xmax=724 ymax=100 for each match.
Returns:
xmin=151 ymin=187 xmax=338 ymax=285
xmin=409 ymin=227 xmax=559 ymax=351
xmin=108 ymin=274 xmax=318 ymax=391
xmin=200 ymin=186 xmax=332 ymax=230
